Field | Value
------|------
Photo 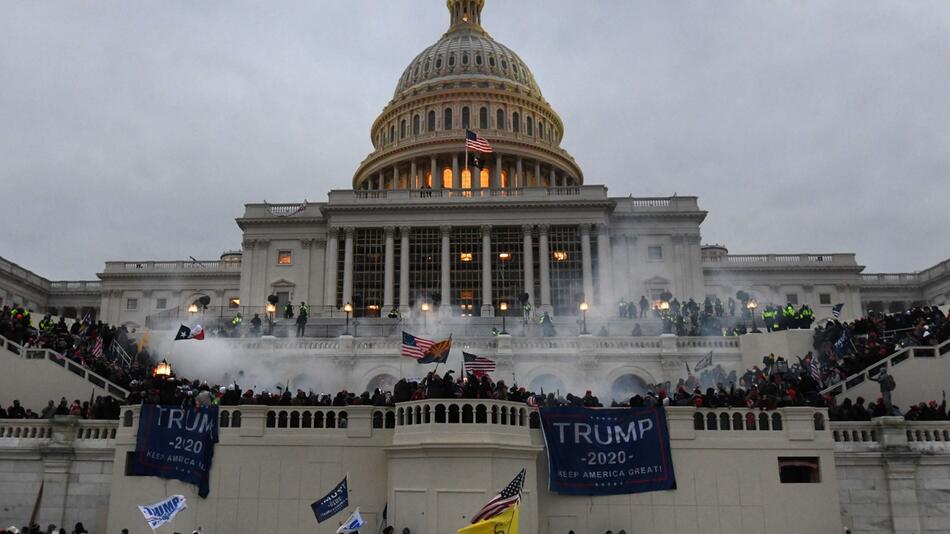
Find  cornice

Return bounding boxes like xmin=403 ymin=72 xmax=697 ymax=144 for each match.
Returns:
xmin=320 ymin=199 xmax=615 ymax=214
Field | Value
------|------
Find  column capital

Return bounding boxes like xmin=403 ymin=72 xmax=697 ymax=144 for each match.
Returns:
xmin=440 ymin=225 xmax=452 ymax=237
xmin=300 ymin=238 xmax=315 ymax=249
xmin=399 ymin=225 xmax=412 ymax=237
xmin=537 ymin=224 xmax=550 ymax=235
xmin=343 ymin=226 xmax=356 ymax=238
xmin=241 ymin=239 xmax=256 ymax=250
xmin=256 ymin=238 xmax=270 ymax=247
xmin=327 ymin=227 xmax=341 ymax=239
xmin=579 ymin=223 xmax=592 ymax=236
xmin=481 ymin=224 xmax=492 ymax=238
xmin=384 ymin=226 xmax=396 ymax=237
xmin=521 ymin=224 xmax=534 ymax=236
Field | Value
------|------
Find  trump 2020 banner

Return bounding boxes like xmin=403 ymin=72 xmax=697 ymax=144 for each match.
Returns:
xmin=129 ymin=405 xmax=219 ymax=497
xmin=138 ymin=494 xmax=187 ymax=530
xmin=539 ymin=406 xmax=676 ymax=495
xmin=311 ymin=475 xmax=349 ymax=523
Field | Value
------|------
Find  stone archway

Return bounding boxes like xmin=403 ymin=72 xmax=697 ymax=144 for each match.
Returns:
xmin=610 ymin=374 xmax=649 ymax=402
xmin=528 ymin=374 xmax=565 ymax=396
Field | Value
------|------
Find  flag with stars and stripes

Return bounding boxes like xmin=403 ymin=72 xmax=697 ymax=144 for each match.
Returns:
xmin=401 ymin=331 xmax=434 ymax=360
xmin=831 ymin=303 xmax=844 ymax=319
xmin=694 ymin=350 xmax=713 ymax=371
xmin=469 ymin=468 xmax=525 ymax=524
xmin=463 ymin=352 xmax=496 ymax=374
xmin=465 ymin=130 xmax=493 ymax=153
xmin=92 ymin=336 xmax=104 ymax=358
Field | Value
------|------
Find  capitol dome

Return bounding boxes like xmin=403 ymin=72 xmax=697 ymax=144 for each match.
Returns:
xmin=352 ymin=0 xmax=582 ymax=192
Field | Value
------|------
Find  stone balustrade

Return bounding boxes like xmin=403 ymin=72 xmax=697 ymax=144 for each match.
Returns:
xmin=830 ymin=418 xmax=950 ymax=452
xmin=705 ymin=253 xmax=859 ymax=266
xmin=0 ymin=417 xmax=117 ymax=442
xmin=102 ymin=260 xmax=241 ymax=272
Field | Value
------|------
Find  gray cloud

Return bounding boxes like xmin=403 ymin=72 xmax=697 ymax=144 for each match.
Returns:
xmin=1 ymin=0 xmax=948 ymax=279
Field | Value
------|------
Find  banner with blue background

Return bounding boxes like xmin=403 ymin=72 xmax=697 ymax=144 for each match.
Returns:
xmin=311 ymin=475 xmax=349 ymax=523
xmin=539 ymin=406 xmax=676 ymax=495
xmin=129 ymin=404 xmax=219 ymax=497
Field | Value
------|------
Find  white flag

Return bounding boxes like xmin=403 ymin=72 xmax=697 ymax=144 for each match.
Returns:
xmin=138 ymin=494 xmax=187 ymax=530
xmin=336 ymin=508 xmax=365 ymax=534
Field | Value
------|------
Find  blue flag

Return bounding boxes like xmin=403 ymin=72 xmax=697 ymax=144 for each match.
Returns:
xmin=834 ymin=328 xmax=850 ymax=356
xmin=311 ymin=476 xmax=349 ymax=523
xmin=539 ymin=406 xmax=676 ymax=496
xmin=128 ymin=405 xmax=218 ymax=497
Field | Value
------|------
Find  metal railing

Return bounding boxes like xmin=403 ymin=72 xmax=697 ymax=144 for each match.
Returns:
xmin=821 ymin=338 xmax=950 ymax=398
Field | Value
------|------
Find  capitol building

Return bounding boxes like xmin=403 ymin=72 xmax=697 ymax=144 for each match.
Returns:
xmin=1 ymin=2 xmax=950 ymax=534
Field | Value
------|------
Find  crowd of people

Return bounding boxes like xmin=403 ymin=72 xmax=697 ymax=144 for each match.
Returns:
xmin=812 ymin=305 xmax=949 ymax=387
xmin=828 ymin=393 xmax=947 ymax=421
xmin=2 ymin=522 xmax=91 ymax=534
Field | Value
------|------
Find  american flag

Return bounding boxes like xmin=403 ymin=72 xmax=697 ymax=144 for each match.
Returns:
xmin=694 ymin=350 xmax=713 ymax=371
xmin=809 ymin=361 xmax=822 ymax=384
xmin=470 ymin=468 xmax=525 ymax=524
xmin=831 ymin=303 xmax=844 ymax=319
xmin=465 ymin=130 xmax=493 ymax=153
xmin=463 ymin=352 xmax=496 ymax=374
xmin=92 ymin=337 xmax=103 ymax=358
xmin=401 ymin=331 xmax=434 ymax=360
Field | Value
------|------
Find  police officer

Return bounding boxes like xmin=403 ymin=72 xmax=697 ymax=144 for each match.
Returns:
xmin=231 ymin=312 xmax=243 ymax=336
xmin=39 ymin=314 xmax=54 ymax=333
xmin=299 ymin=301 xmax=310 ymax=317
xmin=283 ymin=302 xmax=294 ymax=319
xmin=387 ymin=306 xmax=400 ymax=319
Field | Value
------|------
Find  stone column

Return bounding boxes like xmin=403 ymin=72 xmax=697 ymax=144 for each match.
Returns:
xmin=495 ymin=154 xmax=503 ymax=189
xmin=383 ymin=227 xmax=395 ymax=308
xmin=378 ymin=171 xmax=384 ymax=191
xmin=391 ymin=164 xmax=399 ymax=190
xmin=324 ymin=229 xmax=339 ymax=307
xmin=399 ymin=226 xmax=411 ymax=314
xmin=342 ymin=227 xmax=355 ymax=306
xmin=409 ymin=160 xmax=416 ymax=190
xmin=596 ymin=224 xmax=612 ymax=307
xmin=440 ymin=225 xmax=451 ymax=316
xmin=298 ymin=239 xmax=314 ymax=305
xmin=534 ymin=162 xmax=541 ymax=188
xmin=450 ymin=153 xmax=458 ymax=190
xmin=538 ymin=224 xmax=552 ymax=314
xmin=481 ymin=224 xmax=493 ymax=316
xmin=550 ymin=168 xmax=557 ymax=188
xmin=522 ymin=225 xmax=534 ymax=308
xmin=580 ymin=223 xmax=594 ymax=305
xmin=429 ymin=157 xmax=437 ymax=189
xmin=516 ymin=157 xmax=523 ymax=188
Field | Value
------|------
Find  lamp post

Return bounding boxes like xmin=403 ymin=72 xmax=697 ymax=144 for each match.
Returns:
xmin=188 ymin=303 xmax=198 ymax=314
xmin=747 ymin=299 xmax=760 ymax=333
xmin=265 ymin=303 xmax=276 ymax=335
xmin=579 ymin=301 xmax=589 ymax=335
xmin=421 ymin=302 xmax=430 ymax=331
xmin=343 ymin=302 xmax=353 ymax=335
xmin=499 ymin=302 xmax=508 ymax=334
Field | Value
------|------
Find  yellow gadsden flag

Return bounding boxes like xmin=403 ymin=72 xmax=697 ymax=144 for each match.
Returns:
xmin=457 ymin=504 xmax=519 ymax=534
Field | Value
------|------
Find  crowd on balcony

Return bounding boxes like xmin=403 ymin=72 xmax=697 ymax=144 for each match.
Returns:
xmin=812 ymin=305 xmax=949 ymax=387
xmin=828 ymin=394 xmax=947 ymax=421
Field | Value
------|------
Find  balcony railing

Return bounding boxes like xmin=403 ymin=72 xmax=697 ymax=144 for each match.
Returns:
xmin=0 ymin=417 xmax=117 ymax=441
xmin=49 ymin=280 xmax=102 ymax=291
xmin=327 ymin=185 xmax=609 ymax=206
xmin=861 ymin=260 xmax=950 ymax=285
xmin=705 ymin=253 xmax=858 ymax=266
xmin=102 ymin=260 xmax=241 ymax=273
xmin=820 ymin=338 xmax=950 ymax=398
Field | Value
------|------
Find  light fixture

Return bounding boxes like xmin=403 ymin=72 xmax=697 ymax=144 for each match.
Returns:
xmin=553 ymin=251 xmax=568 ymax=261
xmin=500 ymin=302 xmax=508 ymax=311
xmin=343 ymin=303 xmax=353 ymax=313
xmin=746 ymin=299 xmax=758 ymax=310
xmin=579 ymin=302 xmax=589 ymax=312
xmin=265 ymin=303 xmax=276 ymax=314
xmin=187 ymin=303 xmax=199 ymax=314
xmin=579 ymin=301 xmax=589 ymax=335
xmin=421 ymin=303 xmax=430 ymax=312
xmin=153 ymin=359 xmax=172 ymax=378
xmin=498 ymin=252 xmax=511 ymax=260
xmin=460 ymin=252 xmax=473 ymax=262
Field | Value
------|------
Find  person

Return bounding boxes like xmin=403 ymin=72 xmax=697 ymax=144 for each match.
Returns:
xmin=728 ymin=297 xmax=736 ymax=317
xmin=631 ymin=323 xmax=642 ymax=337
xmin=540 ymin=311 xmax=556 ymax=337
xmin=71 ymin=523 xmax=88 ymax=534
xmin=639 ymin=295 xmax=649 ymax=318
xmin=283 ymin=302 xmax=294 ymax=319
xmin=618 ymin=298 xmax=627 ymax=318
xmin=121 ymin=530 xmax=129 ymax=534
xmin=250 ymin=314 xmax=262 ymax=336
xmin=872 ymin=367 xmax=896 ymax=415
xmin=231 ymin=312 xmax=243 ymax=335
xmin=299 ymin=301 xmax=310 ymax=317
xmin=38 ymin=314 xmax=54 ymax=333
xmin=295 ymin=309 xmax=308 ymax=337
xmin=388 ymin=306 xmax=400 ymax=319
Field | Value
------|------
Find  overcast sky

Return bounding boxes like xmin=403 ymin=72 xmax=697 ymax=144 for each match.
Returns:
xmin=2 ymin=0 xmax=948 ymax=280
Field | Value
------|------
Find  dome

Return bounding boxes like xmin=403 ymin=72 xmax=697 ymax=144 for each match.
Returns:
xmin=393 ymin=30 xmax=543 ymax=99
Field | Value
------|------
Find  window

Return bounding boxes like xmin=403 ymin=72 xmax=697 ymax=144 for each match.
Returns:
xmin=400 ymin=119 xmax=406 ymax=139
xmin=443 ymin=108 xmax=453 ymax=130
xmin=480 ymin=168 xmax=490 ymax=188
xmin=479 ymin=107 xmax=488 ymax=129
xmin=228 ymin=297 xmax=240 ymax=308
xmin=448 ymin=53 xmax=456 ymax=67
xmin=436 ymin=56 xmax=443 ymax=69
xmin=489 ymin=56 xmax=496 ymax=67
xmin=389 ymin=125 xmax=395 ymax=143
xmin=786 ymin=294 xmax=799 ymax=305
xmin=496 ymin=109 xmax=505 ymax=129
xmin=475 ymin=54 xmax=482 ymax=65
xmin=526 ymin=116 xmax=534 ymax=136
xmin=539 ymin=121 xmax=545 ymax=139
xmin=501 ymin=59 xmax=508 ymax=70
xmin=413 ymin=114 xmax=420 ymax=135
xmin=427 ymin=110 xmax=436 ymax=132
xmin=461 ymin=107 xmax=470 ymax=129
xmin=778 ymin=457 xmax=821 ymax=483
xmin=819 ymin=293 xmax=831 ymax=305
xmin=648 ymin=246 xmax=663 ymax=260
xmin=278 ymin=250 xmax=293 ymax=265
xmin=423 ymin=59 xmax=430 ymax=72
xmin=512 ymin=112 xmax=520 ymax=133
xmin=462 ymin=53 xmax=469 ymax=65
xmin=126 ymin=298 xmax=138 ymax=311
xmin=156 ymin=298 xmax=167 ymax=310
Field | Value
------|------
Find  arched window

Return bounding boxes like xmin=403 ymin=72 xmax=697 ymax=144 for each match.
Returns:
xmin=427 ymin=110 xmax=436 ymax=132
xmin=442 ymin=168 xmax=453 ymax=188
xmin=475 ymin=54 xmax=483 ymax=65
xmin=448 ymin=53 xmax=456 ymax=67
xmin=389 ymin=124 xmax=395 ymax=142
xmin=479 ymin=107 xmax=488 ymax=129
xmin=400 ymin=119 xmax=406 ymax=139
xmin=444 ymin=108 xmax=453 ymax=130
xmin=480 ymin=167 xmax=490 ymax=188
xmin=461 ymin=169 xmax=472 ymax=189
xmin=538 ymin=121 xmax=545 ymax=140
xmin=500 ymin=169 xmax=508 ymax=188
xmin=496 ymin=109 xmax=505 ymax=130
xmin=461 ymin=107 xmax=470 ymax=129
xmin=462 ymin=53 xmax=469 ymax=65
xmin=512 ymin=112 xmax=520 ymax=133
xmin=423 ymin=59 xmax=430 ymax=73
xmin=436 ymin=56 xmax=443 ymax=69
xmin=489 ymin=56 xmax=496 ymax=67
xmin=413 ymin=114 xmax=420 ymax=135
xmin=526 ymin=116 xmax=534 ymax=136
